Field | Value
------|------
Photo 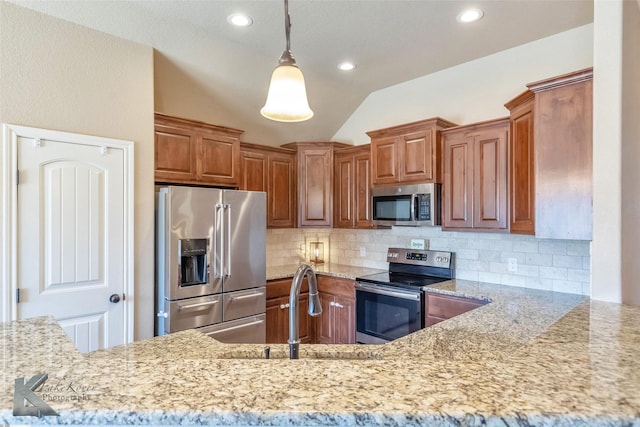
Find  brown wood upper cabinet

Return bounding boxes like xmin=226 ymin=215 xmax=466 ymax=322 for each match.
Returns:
xmin=154 ymin=113 xmax=242 ymax=187
xmin=505 ymin=90 xmax=536 ymax=235
xmin=282 ymin=142 xmax=349 ymax=228
xmin=240 ymin=143 xmax=296 ymax=228
xmin=333 ymin=145 xmax=373 ymax=229
xmin=367 ymin=118 xmax=457 ymax=186
xmin=528 ymin=68 xmax=593 ymax=241
xmin=442 ymin=118 xmax=509 ymax=231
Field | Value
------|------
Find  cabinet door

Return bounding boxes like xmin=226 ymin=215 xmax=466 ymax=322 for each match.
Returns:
xmin=240 ymin=149 xmax=268 ymax=192
xmin=509 ymin=97 xmax=535 ymax=235
xmin=371 ymin=136 xmax=399 ymax=185
xmin=265 ymin=295 xmax=287 ymax=344
xmin=399 ymin=130 xmax=436 ymax=183
xmin=534 ymin=78 xmax=593 ymax=240
xmin=333 ymin=295 xmax=355 ymax=344
xmin=198 ymin=133 xmax=240 ymax=186
xmin=297 ymin=293 xmax=313 ymax=344
xmin=154 ymin=124 xmax=197 ymax=183
xmin=315 ymin=293 xmax=334 ymax=344
xmin=443 ymin=134 xmax=473 ymax=228
xmin=354 ymin=152 xmax=373 ymax=228
xmin=298 ymin=148 xmax=332 ymax=227
xmin=426 ymin=293 xmax=486 ymax=327
xmin=268 ymin=152 xmax=296 ymax=228
xmin=333 ymin=153 xmax=354 ymax=228
xmin=473 ymin=127 xmax=508 ymax=229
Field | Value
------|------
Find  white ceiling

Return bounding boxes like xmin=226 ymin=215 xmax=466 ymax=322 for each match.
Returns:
xmin=9 ymin=0 xmax=593 ymax=146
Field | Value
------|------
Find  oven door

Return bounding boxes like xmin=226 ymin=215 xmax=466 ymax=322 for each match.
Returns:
xmin=355 ymin=282 xmax=423 ymax=344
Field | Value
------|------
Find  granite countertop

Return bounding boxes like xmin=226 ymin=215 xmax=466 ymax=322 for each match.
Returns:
xmin=266 ymin=262 xmax=385 ymax=281
xmin=2 ymin=278 xmax=640 ymax=426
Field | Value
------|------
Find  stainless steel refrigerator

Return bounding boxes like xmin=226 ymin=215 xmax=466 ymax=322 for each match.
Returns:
xmin=155 ymin=186 xmax=266 ymax=343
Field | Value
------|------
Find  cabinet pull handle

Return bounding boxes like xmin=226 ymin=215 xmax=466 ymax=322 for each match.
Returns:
xmin=334 ymin=302 xmax=344 ymax=309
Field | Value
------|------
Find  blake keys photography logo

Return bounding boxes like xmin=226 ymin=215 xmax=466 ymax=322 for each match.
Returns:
xmin=14 ymin=373 xmax=95 ymax=417
xmin=13 ymin=374 xmax=58 ymax=417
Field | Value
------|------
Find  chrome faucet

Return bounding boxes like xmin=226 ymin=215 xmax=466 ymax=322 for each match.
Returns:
xmin=289 ymin=264 xmax=322 ymax=359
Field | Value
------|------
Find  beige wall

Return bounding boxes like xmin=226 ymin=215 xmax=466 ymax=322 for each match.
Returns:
xmin=592 ymin=0 xmax=640 ymax=305
xmin=0 ymin=3 xmax=156 ymax=338
xmin=620 ymin=0 xmax=640 ymax=305
xmin=333 ymin=24 xmax=594 ymax=145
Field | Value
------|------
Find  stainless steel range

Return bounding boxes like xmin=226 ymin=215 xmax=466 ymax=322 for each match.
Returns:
xmin=355 ymin=247 xmax=454 ymax=344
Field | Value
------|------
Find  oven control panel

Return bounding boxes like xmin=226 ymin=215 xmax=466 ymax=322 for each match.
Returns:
xmin=386 ymin=248 xmax=453 ymax=268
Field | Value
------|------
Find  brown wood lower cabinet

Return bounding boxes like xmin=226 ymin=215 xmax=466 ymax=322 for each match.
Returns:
xmin=425 ymin=293 xmax=487 ymax=327
xmin=265 ymin=278 xmax=313 ymax=344
xmin=266 ymin=276 xmax=355 ymax=345
xmin=315 ymin=276 xmax=356 ymax=344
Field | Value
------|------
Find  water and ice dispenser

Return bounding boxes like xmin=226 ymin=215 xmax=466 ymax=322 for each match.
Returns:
xmin=178 ymin=239 xmax=208 ymax=286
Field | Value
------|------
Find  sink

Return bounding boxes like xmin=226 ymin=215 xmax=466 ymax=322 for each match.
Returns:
xmin=217 ymin=347 xmax=383 ymax=360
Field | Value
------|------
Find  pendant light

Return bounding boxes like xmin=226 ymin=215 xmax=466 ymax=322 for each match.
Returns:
xmin=260 ymin=0 xmax=313 ymax=122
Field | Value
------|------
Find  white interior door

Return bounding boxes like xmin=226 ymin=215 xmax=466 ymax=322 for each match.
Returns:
xmin=10 ymin=127 xmax=132 ymax=352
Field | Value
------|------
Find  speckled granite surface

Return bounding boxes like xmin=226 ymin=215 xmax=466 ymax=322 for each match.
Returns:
xmin=267 ymin=263 xmax=385 ymax=281
xmin=2 ymin=279 xmax=640 ymax=426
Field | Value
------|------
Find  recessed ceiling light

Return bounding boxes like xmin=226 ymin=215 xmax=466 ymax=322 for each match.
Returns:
xmin=456 ymin=8 xmax=484 ymax=23
xmin=227 ymin=13 xmax=253 ymax=27
xmin=338 ymin=62 xmax=356 ymax=71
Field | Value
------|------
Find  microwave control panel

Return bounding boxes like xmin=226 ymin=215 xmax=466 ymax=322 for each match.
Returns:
xmin=415 ymin=194 xmax=431 ymax=221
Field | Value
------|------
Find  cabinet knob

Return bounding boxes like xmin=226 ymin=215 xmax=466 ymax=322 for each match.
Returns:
xmin=335 ymin=302 xmax=344 ymax=309
xmin=280 ymin=303 xmax=290 ymax=309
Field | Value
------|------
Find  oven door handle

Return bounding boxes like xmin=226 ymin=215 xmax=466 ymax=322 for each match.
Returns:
xmin=355 ymin=282 xmax=421 ymax=301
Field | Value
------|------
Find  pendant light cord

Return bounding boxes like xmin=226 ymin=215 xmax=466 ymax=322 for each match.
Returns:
xmin=284 ymin=0 xmax=291 ymax=52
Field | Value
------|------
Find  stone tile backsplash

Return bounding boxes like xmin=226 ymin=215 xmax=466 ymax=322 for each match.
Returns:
xmin=266 ymin=227 xmax=591 ymax=295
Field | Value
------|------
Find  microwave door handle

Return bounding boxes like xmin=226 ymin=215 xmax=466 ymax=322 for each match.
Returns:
xmin=411 ymin=194 xmax=418 ymax=221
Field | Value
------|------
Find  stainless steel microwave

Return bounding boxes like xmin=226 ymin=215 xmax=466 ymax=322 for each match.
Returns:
xmin=371 ymin=183 xmax=441 ymax=227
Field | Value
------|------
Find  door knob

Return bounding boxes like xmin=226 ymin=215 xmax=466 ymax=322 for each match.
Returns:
xmin=109 ymin=294 xmax=122 ymax=303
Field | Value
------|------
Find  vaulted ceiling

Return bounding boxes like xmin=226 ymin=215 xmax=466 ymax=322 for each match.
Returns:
xmin=10 ymin=0 xmax=593 ymax=146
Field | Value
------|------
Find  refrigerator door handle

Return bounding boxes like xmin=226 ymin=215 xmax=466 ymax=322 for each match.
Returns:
xmin=225 ymin=203 xmax=231 ymax=277
xmin=214 ymin=203 xmax=224 ymax=279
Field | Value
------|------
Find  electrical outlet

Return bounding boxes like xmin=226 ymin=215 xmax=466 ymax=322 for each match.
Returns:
xmin=507 ymin=258 xmax=518 ymax=273
xmin=360 ymin=246 xmax=366 ymax=257
xmin=299 ymin=243 xmax=305 ymax=252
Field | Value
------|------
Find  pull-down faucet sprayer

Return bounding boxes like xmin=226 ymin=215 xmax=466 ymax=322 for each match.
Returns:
xmin=289 ymin=264 xmax=322 ymax=359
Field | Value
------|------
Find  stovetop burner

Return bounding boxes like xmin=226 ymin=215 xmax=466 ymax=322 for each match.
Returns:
xmin=356 ymin=247 xmax=455 ymax=291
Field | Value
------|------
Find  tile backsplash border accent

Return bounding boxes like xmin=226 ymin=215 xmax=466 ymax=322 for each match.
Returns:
xmin=267 ymin=227 xmax=591 ymax=296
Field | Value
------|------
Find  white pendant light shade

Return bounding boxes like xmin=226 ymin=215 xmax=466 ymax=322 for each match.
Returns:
xmin=261 ymin=64 xmax=313 ymax=122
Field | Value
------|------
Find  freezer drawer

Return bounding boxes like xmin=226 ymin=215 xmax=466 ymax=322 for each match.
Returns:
xmin=222 ymin=287 xmax=266 ymax=322
xmin=165 ymin=294 xmax=222 ymax=334
xmin=199 ymin=314 xmax=266 ymax=344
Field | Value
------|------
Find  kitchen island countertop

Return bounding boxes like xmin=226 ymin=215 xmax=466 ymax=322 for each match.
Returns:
xmin=2 ymin=277 xmax=639 ymax=426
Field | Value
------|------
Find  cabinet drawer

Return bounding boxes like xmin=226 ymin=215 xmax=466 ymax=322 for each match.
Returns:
xmin=426 ymin=293 xmax=485 ymax=320
xmin=223 ymin=287 xmax=266 ymax=321
xmin=199 ymin=314 xmax=265 ymax=344
xmin=165 ymin=294 xmax=222 ymax=334
xmin=267 ymin=277 xmax=308 ymax=299
xmin=317 ymin=276 xmax=355 ymax=298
